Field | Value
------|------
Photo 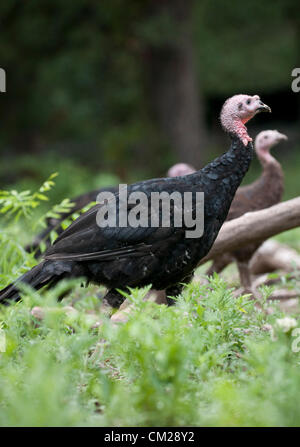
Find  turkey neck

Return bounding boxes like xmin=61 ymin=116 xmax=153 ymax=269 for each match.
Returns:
xmin=256 ymin=152 xmax=284 ymax=203
xmin=189 ymin=134 xmax=254 ymax=218
xmin=212 ymin=133 xmax=254 ymax=187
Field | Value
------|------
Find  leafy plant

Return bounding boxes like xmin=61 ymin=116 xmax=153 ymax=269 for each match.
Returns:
xmin=0 ymin=173 xmax=59 ymax=221
xmin=0 ymin=181 xmax=299 ymax=427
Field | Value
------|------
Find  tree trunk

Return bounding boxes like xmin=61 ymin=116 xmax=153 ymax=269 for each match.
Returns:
xmin=147 ymin=0 xmax=207 ymax=167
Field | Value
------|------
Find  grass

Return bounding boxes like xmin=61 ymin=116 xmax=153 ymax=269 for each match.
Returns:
xmin=275 ymin=227 xmax=300 ymax=252
xmin=0 ymin=278 xmax=299 ymax=426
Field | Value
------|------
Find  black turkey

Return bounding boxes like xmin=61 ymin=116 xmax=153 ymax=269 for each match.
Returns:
xmin=0 ymin=94 xmax=271 ymax=307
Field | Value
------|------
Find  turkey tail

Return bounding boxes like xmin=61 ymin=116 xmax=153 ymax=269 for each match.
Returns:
xmin=0 ymin=261 xmax=55 ymax=304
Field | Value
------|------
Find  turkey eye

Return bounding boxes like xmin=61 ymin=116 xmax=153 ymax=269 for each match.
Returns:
xmin=246 ymin=99 xmax=251 ymax=105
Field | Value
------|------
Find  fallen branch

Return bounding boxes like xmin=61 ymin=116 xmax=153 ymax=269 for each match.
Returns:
xmin=250 ymin=240 xmax=300 ymax=274
xmin=199 ymin=197 xmax=300 ymax=265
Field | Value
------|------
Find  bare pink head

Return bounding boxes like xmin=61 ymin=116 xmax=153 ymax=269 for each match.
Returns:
xmin=255 ymin=130 xmax=287 ymax=163
xmin=167 ymin=163 xmax=196 ymax=177
xmin=220 ymin=94 xmax=271 ymax=146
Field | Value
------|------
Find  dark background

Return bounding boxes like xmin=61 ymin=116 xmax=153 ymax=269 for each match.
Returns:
xmin=0 ymin=0 xmax=299 ymax=203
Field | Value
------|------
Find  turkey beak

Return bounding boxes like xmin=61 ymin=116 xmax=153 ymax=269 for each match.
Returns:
xmin=276 ymin=132 xmax=288 ymax=142
xmin=257 ymin=101 xmax=271 ymax=113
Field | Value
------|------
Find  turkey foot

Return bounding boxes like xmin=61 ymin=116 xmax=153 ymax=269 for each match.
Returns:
xmin=103 ymin=289 xmax=126 ymax=308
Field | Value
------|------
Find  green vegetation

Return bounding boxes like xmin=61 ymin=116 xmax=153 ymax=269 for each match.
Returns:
xmin=0 ymin=273 xmax=300 ymax=426
xmin=1 ymin=0 xmax=299 ymax=178
xmin=0 ymin=180 xmax=299 ymax=427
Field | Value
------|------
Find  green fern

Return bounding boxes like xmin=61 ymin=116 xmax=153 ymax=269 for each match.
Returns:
xmin=0 ymin=173 xmax=59 ymax=221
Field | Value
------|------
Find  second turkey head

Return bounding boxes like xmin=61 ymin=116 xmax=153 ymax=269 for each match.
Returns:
xmin=167 ymin=163 xmax=196 ymax=177
xmin=255 ymin=130 xmax=288 ymax=153
xmin=255 ymin=130 xmax=288 ymax=164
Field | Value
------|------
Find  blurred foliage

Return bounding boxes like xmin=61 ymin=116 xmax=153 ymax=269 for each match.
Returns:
xmin=0 ymin=0 xmax=299 ymax=180
xmin=194 ymin=0 xmax=297 ymax=94
xmin=0 ymin=0 xmax=170 ymax=175
xmin=276 ymin=227 xmax=300 ymax=252
xmin=0 ymin=152 xmax=121 ymax=207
